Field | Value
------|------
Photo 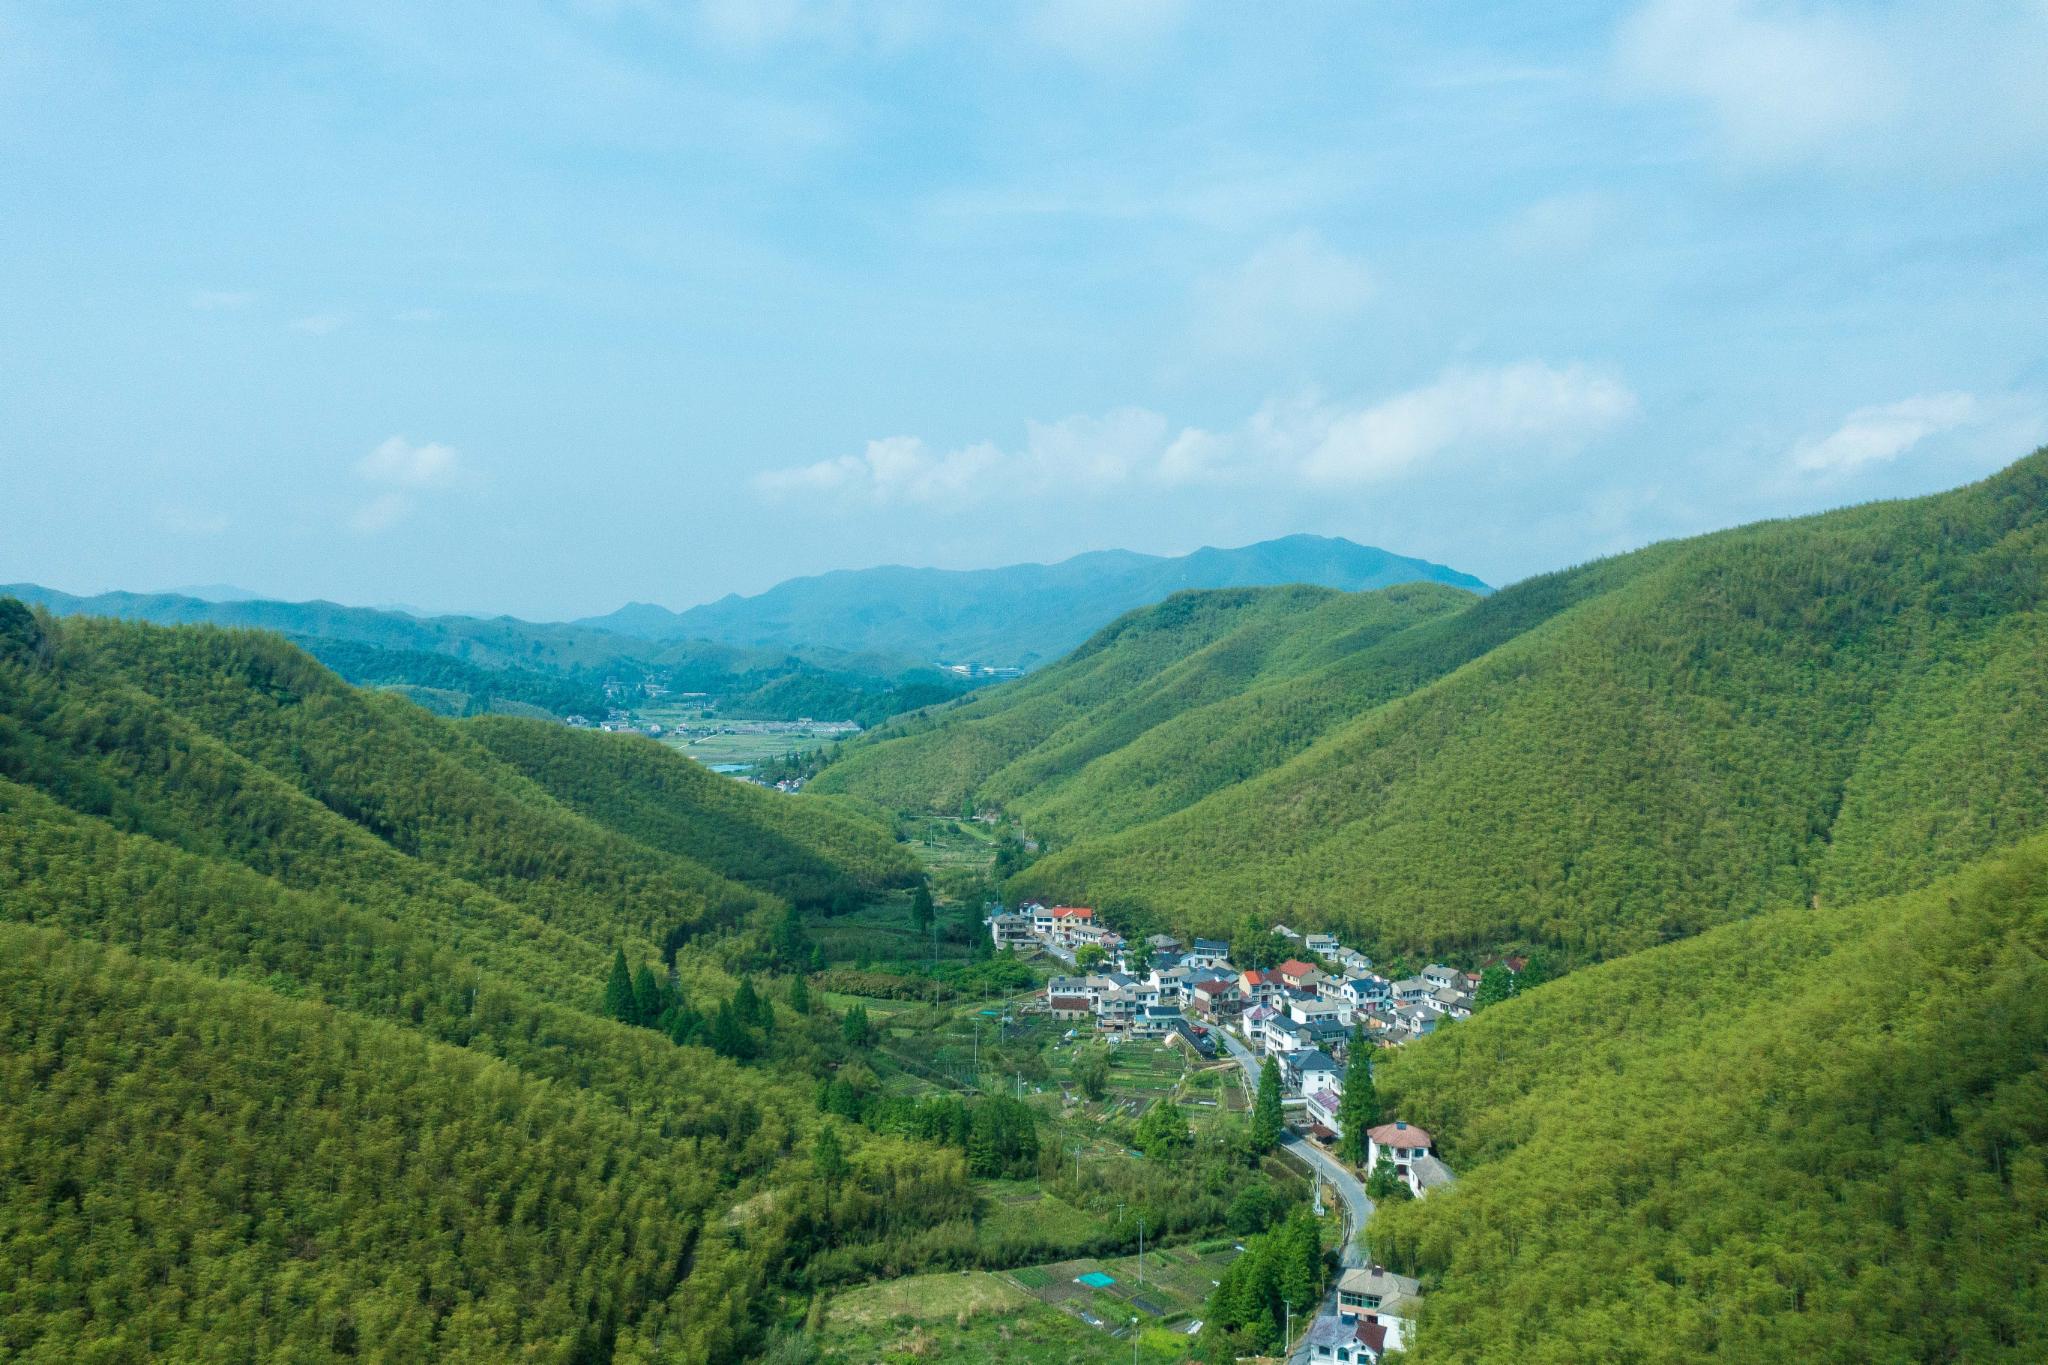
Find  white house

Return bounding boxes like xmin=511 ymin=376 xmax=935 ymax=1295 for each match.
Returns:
xmin=1420 ymin=963 xmax=1462 ymax=991
xmin=1366 ymin=1120 xmax=1434 ymax=1174
xmin=1426 ymin=986 xmax=1473 ymax=1019
xmin=1044 ymin=974 xmax=1091 ymax=1003
xmin=1328 ymin=969 xmax=1390 ymax=1005
xmin=1024 ymin=902 xmax=1053 ymax=937
xmin=1406 ymin=1153 xmax=1456 ymax=1198
xmin=1185 ymin=938 xmax=1231 ymax=969
xmin=1131 ymin=1004 xmax=1183 ymax=1039
xmin=1284 ymin=1047 xmax=1342 ymax=1096
xmin=990 ymin=913 xmax=1036 ymax=952
xmin=1264 ymin=1014 xmax=1310 ymax=1056
xmin=1390 ymin=976 xmax=1434 ymax=1007
xmin=1048 ymin=906 xmax=1096 ymax=946
xmin=1241 ymin=1002 xmax=1276 ymax=1043
xmin=1304 ymin=932 xmax=1340 ymax=956
xmin=1289 ymin=991 xmax=1347 ymax=1023
xmin=1303 ymin=1313 xmax=1392 ymax=1363
xmin=1337 ymin=1265 xmax=1422 ymax=1353
xmin=1305 ymin=1085 xmax=1342 ymax=1134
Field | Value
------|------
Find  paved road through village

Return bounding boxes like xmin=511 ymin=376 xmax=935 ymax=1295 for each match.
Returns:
xmin=1216 ymin=1027 xmax=1372 ymax=1360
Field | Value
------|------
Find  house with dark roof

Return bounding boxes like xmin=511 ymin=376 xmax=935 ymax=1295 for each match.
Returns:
xmin=1304 ymin=1312 xmax=1390 ymax=1362
xmin=1284 ymin=1047 xmax=1342 ymax=1095
xmin=1189 ymin=976 xmax=1241 ymax=1021
xmin=1131 ymin=1004 xmax=1184 ymax=1039
xmin=1406 ymin=1153 xmax=1455 ymax=1198
xmin=1263 ymin=1013 xmax=1311 ymax=1055
xmin=1337 ymin=1264 xmax=1422 ymax=1353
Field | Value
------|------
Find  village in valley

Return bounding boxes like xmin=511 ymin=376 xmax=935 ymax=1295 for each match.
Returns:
xmin=985 ymin=899 xmax=1528 ymax=1361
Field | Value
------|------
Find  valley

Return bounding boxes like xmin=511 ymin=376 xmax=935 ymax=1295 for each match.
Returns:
xmin=10 ymin=8 xmax=2042 ymax=1359
xmin=5 ymin=453 xmax=2048 ymax=1362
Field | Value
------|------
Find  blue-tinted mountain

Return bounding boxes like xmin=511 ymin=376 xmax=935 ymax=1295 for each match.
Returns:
xmin=577 ymin=534 xmax=1488 ymax=669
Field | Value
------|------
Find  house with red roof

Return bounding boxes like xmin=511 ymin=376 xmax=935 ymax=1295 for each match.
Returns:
xmin=1277 ymin=959 xmax=1323 ymax=990
xmin=1365 ymin=1120 xmax=1433 ymax=1175
xmin=1046 ymin=905 xmax=1095 ymax=946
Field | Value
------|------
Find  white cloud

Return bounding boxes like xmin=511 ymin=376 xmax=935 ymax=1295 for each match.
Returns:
xmin=1615 ymin=1 xmax=2048 ymax=171
xmin=349 ymin=436 xmax=468 ymax=533
xmin=1193 ymin=230 xmax=1375 ymax=356
xmin=756 ymin=409 xmax=1168 ymax=508
xmin=357 ymin=435 xmax=463 ymax=489
xmin=290 ymin=312 xmax=349 ymax=336
xmin=1303 ymin=364 xmax=1638 ymax=485
xmin=756 ymin=362 xmax=1636 ymax=509
xmin=1026 ymin=0 xmax=1188 ymax=65
xmin=1790 ymin=393 xmax=1980 ymax=475
xmin=188 ymin=289 xmax=257 ymax=311
xmin=1617 ymin=1 xmax=1893 ymax=164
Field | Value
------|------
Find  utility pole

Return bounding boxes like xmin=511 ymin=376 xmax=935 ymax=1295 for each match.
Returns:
xmin=1283 ymin=1299 xmax=1293 ymax=1358
xmin=1130 ymin=1317 xmax=1139 ymax=1365
xmin=1138 ymin=1216 xmax=1145 ymax=1285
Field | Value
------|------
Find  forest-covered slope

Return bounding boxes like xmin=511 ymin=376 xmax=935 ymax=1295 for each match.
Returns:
xmin=0 ymin=602 xmax=969 ymax=1362
xmin=821 ymin=450 xmax=2048 ymax=961
xmin=1365 ymin=835 xmax=2048 ymax=1362
xmin=467 ymin=716 xmax=918 ymax=909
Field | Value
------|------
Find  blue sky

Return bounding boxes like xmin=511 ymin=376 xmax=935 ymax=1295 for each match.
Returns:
xmin=3 ymin=1 xmax=2045 ymax=618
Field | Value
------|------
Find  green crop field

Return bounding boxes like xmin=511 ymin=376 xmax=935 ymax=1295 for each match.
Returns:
xmin=656 ymin=728 xmax=836 ymax=768
xmin=815 ymin=1270 xmax=1189 ymax=1364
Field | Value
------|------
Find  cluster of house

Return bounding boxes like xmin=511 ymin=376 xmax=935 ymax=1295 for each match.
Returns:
xmin=1303 ymin=1263 xmax=1426 ymax=1362
xmin=1013 ymin=909 xmax=1499 ymax=1190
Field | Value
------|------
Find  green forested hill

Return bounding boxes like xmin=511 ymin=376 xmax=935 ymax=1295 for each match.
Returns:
xmin=810 ymin=580 xmax=1482 ymax=819
xmin=1365 ymin=835 xmax=2048 ymax=1362
xmin=820 ymin=450 xmax=2048 ymax=962
xmin=466 ymin=716 xmax=918 ymax=909
xmin=0 ymin=602 xmax=970 ymax=1362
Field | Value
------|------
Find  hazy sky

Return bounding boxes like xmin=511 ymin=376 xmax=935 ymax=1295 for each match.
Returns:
xmin=4 ymin=1 xmax=2045 ymax=619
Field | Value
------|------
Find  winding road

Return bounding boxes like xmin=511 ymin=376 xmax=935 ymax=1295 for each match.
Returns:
xmin=1217 ymin=1027 xmax=1372 ymax=1360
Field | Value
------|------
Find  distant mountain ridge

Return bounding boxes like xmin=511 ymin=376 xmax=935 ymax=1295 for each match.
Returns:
xmin=1 ymin=584 xmax=969 ymax=724
xmin=575 ymin=534 xmax=1489 ymax=669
